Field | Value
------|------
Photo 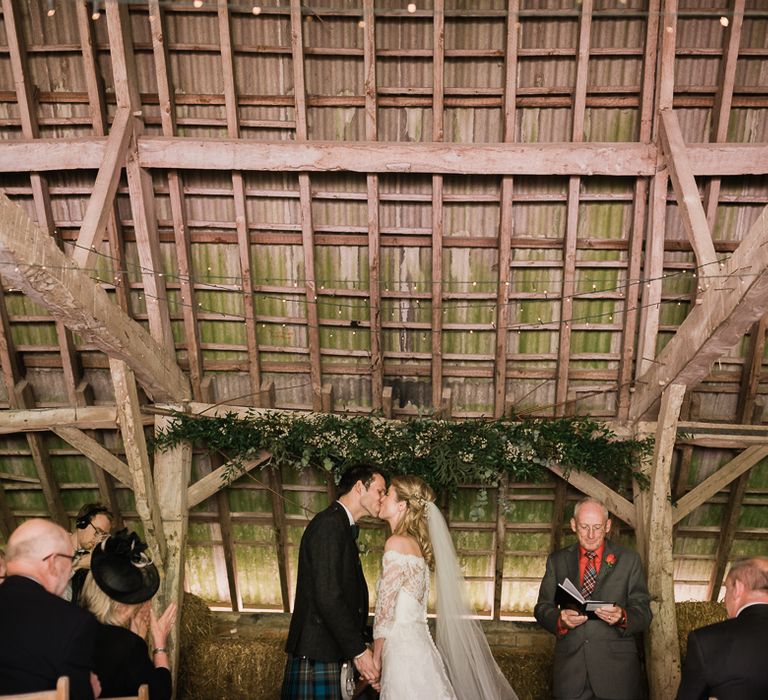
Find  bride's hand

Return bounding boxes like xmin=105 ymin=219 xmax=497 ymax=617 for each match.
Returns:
xmin=353 ymin=648 xmax=379 ymax=685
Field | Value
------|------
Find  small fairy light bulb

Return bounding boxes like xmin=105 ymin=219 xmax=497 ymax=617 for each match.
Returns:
xmin=46 ymin=0 xmax=55 ymax=17
xmin=91 ymin=0 xmax=101 ymax=20
xmin=193 ymin=0 xmax=204 ymax=8
xmin=407 ymin=3 xmax=417 ymax=13
xmin=720 ymin=16 xmax=729 ymax=27
xmin=252 ymin=5 xmax=262 ymax=15
xmin=358 ymin=19 xmax=365 ymax=28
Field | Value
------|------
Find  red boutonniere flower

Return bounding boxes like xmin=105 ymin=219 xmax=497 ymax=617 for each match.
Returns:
xmin=605 ymin=553 xmax=617 ymax=568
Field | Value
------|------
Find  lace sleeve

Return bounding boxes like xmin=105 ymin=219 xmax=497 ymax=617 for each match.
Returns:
xmin=373 ymin=551 xmax=409 ymax=640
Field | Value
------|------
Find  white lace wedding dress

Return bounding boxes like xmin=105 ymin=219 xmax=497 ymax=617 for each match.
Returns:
xmin=374 ymin=550 xmax=457 ymax=700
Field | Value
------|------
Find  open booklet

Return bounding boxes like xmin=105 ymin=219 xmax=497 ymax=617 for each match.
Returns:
xmin=555 ymin=577 xmax=614 ymax=619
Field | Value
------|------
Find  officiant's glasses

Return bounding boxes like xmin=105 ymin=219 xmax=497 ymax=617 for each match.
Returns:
xmin=577 ymin=524 xmax=605 ymax=535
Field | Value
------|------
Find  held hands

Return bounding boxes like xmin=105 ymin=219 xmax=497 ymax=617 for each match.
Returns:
xmin=353 ymin=647 xmax=380 ymax=687
xmin=594 ymin=604 xmax=623 ymax=626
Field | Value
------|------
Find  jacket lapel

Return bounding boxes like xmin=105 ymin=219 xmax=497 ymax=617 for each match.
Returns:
xmin=594 ymin=539 xmax=616 ymax=593
xmin=565 ymin=543 xmax=580 ymax=587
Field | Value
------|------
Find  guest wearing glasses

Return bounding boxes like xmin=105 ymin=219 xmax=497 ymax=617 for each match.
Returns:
xmin=67 ymin=502 xmax=114 ymax=603
xmin=0 ymin=518 xmax=100 ymax=698
xmin=535 ymin=497 xmax=653 ymax=700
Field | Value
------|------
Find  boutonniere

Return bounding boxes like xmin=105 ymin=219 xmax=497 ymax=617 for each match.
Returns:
xmin=605 ymin=553 xmax=617 ymax=568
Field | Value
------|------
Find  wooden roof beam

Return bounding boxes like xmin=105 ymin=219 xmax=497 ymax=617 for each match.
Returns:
xmin=218 ymin=0 xmax=262 ymax=406
xmin=187 ymin=451 xmax=271 ymax=509
xmin=0 ymin=193 xmax=190 ymax=402
xmin=492 ymin=0 xmax=520 ymax=419
xmin=673 ymin=444 xmax=768 ymax=523
xmin=73 ymin=107 xmax=132 ymax=269
xmin=659 ymin=109 xmax=718 ymax=276
xmin=4 ymin=140 xmax=768 ymax=177
xmin=630 ymin=203 xmax=768 ymax=420
xmin=111 ymin=358 xmax=167 ymax=567
xmin=53 ymin=427 xmax=132 ymax=488
xmin=148 ymin=0 xmax=203 ymax=400
xmin=106 ymin=0 xmax=175 ymax=359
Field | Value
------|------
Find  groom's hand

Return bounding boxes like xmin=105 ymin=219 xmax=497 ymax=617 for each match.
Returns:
xmin=560 ymin=609 xmax=588 ymax=629
xmin=354 ymin=648 xmax=380 ymax=685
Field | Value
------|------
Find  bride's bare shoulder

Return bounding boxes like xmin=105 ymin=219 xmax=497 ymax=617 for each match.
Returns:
xmin=384 ymin=534 xmax=422 ymax=557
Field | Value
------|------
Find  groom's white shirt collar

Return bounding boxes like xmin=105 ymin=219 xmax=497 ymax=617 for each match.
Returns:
xmin=337 ymin=500 xmax=355 ymax=525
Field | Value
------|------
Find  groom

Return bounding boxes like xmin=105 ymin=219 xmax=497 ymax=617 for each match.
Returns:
xmin=281 ymin=464 xmax=386 ymax=699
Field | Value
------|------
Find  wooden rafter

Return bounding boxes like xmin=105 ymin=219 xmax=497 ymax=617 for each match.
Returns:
xmin=73 ymin=107 xmax=133 ymax=268
xmin=630 ymin=204 xmax=768 ymax=420
xmin=673 ymin=445 xmax=768 ymax=523
xmin=289 ymin=0 xmax=322 ymax=411
xmin=147 ymin=0 xmax=203 ymax=400
xmin=111 ymin=358 xmax=167 ymax=567
xmin=555 ymin=0 xmax=592 ymax=417
xmin=363 ymin=0 xmax=383 ymax=411
xmin=187 ymin=452 xmax=271 ymax=510
xmin=703 ymin=0 xmax=745 ymax=228
xmin=431 ymin=0 xmax=446 ymax=413
xmin=617 ymin=0 xmax=661 ymax=420
xmin=106 ymin=0 xmax=175 ymax=356
xmin=0 ymin=193 xmax=190 ymax=402
xmin=659 ymin=109 xmax=718 ymax=275
xmin=493 ymin=0 xmax=519 ymax=419
xmin=636 ymin=0 xmax=678 ymax=379
xmin=53 ymin=427 xmax=132 ymax=488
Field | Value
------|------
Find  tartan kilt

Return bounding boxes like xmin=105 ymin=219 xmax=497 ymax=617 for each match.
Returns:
xmin=281 ymin=654 xmax=344 ymax=700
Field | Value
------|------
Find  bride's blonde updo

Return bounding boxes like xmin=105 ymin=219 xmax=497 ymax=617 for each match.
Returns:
xmin=391 ymin=475 xmax=436 ymax=570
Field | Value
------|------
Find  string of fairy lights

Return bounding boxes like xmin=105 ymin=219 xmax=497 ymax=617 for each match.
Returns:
xmin=39 ymin=0 xmax=747 ymax=27
xmin=0 ymin=236 xmax=757 ymax=336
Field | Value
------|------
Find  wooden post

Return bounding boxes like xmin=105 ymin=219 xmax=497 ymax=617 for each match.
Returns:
xmin=645 ymin=383 xmax=685 ymax=699
xmin=153 ymin=412 xmax=192 ymax=686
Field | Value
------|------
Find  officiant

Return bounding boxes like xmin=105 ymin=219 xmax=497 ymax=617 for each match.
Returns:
xmin=534 ymin=497 xmax=652 ymax=700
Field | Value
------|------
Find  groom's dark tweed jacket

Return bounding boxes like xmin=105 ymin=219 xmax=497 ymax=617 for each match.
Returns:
xmin=285 ymin=501 xmax=370 ymax=662
xmin=535 ymin=540 xmax=652 ymax=699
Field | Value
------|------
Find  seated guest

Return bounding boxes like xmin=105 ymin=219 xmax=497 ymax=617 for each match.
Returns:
xmin=676 ymin=556 xmax=768 ymax=700
xmin=67 ymin=502 xmax=114 ymax=603
xmin=0 ymin=519 xmax=99 ymax=698
xmin=80 ymin=528 xmax=177 ymax=700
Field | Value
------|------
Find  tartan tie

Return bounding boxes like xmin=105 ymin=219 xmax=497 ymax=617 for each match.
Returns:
xmin=581 ymin=551 xmax=598 ymax=598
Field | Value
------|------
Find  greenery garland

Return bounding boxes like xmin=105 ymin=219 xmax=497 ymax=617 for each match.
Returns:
xmin=153 ymin=411 xmax=652 ymax=495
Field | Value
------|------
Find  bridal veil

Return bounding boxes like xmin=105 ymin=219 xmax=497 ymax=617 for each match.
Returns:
xmin=426 ymin=501 xmax=519 ymax=700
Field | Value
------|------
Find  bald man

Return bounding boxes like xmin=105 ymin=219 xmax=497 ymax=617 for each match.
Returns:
xmin=0 ymin=519 xmax=99 ymax=698
xmin=676 ymin=557 xmax=768 ymax=700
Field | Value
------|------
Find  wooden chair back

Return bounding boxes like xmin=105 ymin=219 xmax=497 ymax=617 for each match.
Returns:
xmin=0 ymin=676 xmax=69 ymax=700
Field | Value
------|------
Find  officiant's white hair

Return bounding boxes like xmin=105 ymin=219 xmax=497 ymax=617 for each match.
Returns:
xmin=573 ymin=497 xmax=609 ymax=520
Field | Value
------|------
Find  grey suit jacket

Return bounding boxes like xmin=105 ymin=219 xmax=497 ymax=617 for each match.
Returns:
xmin=534 ymin=541 xmax=652 ymax=700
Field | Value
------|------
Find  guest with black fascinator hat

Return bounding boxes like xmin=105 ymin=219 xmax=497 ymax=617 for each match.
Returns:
xmin=80 ymin=529 xmax=177 ymax=700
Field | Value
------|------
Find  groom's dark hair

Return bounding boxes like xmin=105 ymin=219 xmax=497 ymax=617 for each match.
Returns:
xmin=337 ymin=463 xmax=385 ymax=497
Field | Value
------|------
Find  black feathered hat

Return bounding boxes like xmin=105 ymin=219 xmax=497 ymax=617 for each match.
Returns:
xmin=90 ymin=529 xmax=160 ymax=604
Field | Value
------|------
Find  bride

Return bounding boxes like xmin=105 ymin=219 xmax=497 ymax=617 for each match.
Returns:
xmin=373 ymin=475 xmax=518 ymax=700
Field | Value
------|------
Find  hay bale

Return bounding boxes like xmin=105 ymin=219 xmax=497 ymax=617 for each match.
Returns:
xmin=493 ymin=648 xmax=552 ymax=700
xmin=676 ymin=601 xmax=727 ymax=660
xmin=179 ymin=637 xmax=285 ymax=700
xmin=179 ymin=592 xmax=214 ymax=651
